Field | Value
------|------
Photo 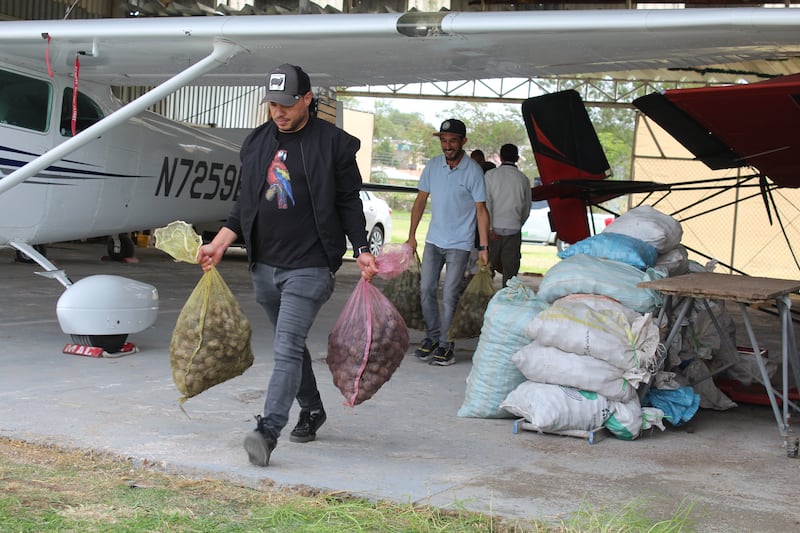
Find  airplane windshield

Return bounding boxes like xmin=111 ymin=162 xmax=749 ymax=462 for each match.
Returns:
xmin=60 ymin=88 xmax=104 ymax=137
xmin=0 ymin=69 xmax=52 ymax=132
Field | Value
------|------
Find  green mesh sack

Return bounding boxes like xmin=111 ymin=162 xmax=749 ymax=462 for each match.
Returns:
xmin=448 ymin=263 xmax=497 ymax=340
xmin=381 ymin=250 xmax=426 ymax=330
xmin=153 ymin=220 xmax=202 ymax=264
xmin=154 ymin=221 xmax=253 ymax=403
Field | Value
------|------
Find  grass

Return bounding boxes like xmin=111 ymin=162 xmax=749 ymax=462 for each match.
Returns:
xmin=389 ymin=209 xmax=559 ymax=275
xmin=0 ymin=437 xmax=696 ymax=532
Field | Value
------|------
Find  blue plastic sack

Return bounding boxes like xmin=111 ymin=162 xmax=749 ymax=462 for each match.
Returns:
xmin=642 ymin=386 xmax=700 ymax=426
xmin=558 ymin=232 xmax=658 ymax=270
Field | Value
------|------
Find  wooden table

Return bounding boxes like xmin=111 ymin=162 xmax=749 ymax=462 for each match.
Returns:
xmin=638 ymin=272 xmax=800 ymax=449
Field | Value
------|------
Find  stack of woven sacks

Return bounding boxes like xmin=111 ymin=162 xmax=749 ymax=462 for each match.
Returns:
xmin=498 ymin=205 xmax=689 ymax=439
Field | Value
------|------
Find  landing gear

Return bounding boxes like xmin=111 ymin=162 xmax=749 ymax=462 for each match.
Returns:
xmin=14 ymin=244 xmax=47 ymax=264
xmin=106 ymin=234 xmax=135 ymax=261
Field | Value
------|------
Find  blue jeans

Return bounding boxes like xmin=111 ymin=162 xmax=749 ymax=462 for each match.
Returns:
xmin=420 ymin=242 xmax=470 ymax=345
xmin=251 ymin=264 xmax=335 ymax=441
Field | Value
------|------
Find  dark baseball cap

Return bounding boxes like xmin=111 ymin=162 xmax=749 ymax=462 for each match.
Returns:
xmin=262 ymin=63 xmax=312 ymax=106
xmin=433 ymin=118 xmax=467 ymax=137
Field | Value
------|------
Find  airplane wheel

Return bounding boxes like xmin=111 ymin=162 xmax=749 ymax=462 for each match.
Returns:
xmin=368 ymin=225 xmax=384 ymax=256
xmin=70 ymin=334 xmax=128 ymax=354
xmin=107 ymin=234 xmax=135 ymax=261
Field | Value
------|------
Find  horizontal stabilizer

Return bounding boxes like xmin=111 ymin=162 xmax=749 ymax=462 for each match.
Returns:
xmin=531 ymin=179 xmax=671 ymax=204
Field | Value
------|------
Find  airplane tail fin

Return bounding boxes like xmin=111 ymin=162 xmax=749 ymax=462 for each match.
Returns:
xmin=522 ymin=90 xmax=611 ymax=244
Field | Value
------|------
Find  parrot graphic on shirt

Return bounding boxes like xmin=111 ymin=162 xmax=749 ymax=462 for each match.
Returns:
xmin=265 ymin=149 xmax=294 ymax=209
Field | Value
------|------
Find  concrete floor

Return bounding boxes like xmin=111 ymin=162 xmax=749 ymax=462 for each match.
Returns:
xmin=1 ymin=241 xmax=799 ymax=531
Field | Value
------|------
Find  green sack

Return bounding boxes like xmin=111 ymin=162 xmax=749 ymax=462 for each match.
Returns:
xmin=169 ymin=267 xmax=253 ymax=402
xmin=154 ymin=221 xmax=254 ymax=403
xmin=381 ymin=250 xmax=426 ymax=330
xmin=448 ymin=263 xmax=497 ymax=340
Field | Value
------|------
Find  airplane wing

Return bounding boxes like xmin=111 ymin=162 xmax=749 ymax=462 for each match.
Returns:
xmin=0 ymin=9 xmax=799 ymax=87
xmin=633 ymin=73 xmax=800 ymax=188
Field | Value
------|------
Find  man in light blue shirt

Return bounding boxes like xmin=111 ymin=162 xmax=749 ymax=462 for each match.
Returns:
xmin=407 ymin=119 xmax=490 ymax=366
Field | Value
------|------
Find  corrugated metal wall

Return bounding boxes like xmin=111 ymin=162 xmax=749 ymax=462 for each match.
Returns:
xmin=116 ymin=85 xmax=340 ymax=130
xmin=0 ymin=0 xmax=113 ymax=20
xmin=160 ymin=85 xmax=266 ymax=128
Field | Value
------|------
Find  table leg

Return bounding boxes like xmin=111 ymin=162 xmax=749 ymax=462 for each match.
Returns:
xmin=739 ymin=302 xmax=785 ymax=435
xmin=639 ymin=295 xmax=693 ymax=401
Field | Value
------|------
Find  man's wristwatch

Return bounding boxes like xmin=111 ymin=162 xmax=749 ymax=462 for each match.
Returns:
xmin=477 ymin=245 xmax=488 ymax=251
xmin=355 ymin=245 xmax=370 ymax=257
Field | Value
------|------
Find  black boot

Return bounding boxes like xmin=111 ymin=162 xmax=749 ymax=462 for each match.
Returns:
xmin=289 ymin=407 xmax=326 ymax=443
xmin=243 ymin=415 xmax=276 ymax=467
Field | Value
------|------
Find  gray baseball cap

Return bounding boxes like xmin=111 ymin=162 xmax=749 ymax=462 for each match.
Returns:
xmin=262 ymin=63 xmax=311 ymax=106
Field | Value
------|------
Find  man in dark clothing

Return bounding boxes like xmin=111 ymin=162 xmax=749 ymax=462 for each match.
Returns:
xmin=198 ymin=63 xmax=378 ymax=467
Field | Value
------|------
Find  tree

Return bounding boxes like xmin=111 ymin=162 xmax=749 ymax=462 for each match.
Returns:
xmin=373 ymin=138 xmax=395 ymax=167
xmin=588 ymin=105 xmax=635 ymax=182
xmin=363 ymin=94 xmax=636 ymax=198
xmin=370 ymin=99 xmax=438 ymax=168
xmin=441 ymin=102 xmax=537 ymax=179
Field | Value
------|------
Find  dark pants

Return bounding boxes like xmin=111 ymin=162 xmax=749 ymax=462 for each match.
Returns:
xmin=489 ymin=231 xmax=522 ymax=287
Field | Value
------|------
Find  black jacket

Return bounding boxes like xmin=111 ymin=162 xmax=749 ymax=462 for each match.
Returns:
xmin=224 ymin=116 xmax=368 ymax=273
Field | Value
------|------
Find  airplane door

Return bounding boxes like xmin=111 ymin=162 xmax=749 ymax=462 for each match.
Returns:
xmin=92 ymin=145 xmax=141 ymax=234
xmin=0 ymin=68 xmax=55 ymax=243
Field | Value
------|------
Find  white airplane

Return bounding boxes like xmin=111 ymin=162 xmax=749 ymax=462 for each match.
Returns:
xmin=2 ymin=8 xmax=800 ymax=351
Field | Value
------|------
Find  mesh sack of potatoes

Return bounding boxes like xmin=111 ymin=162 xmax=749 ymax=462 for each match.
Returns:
xmin=381 ymin=249 xmax=425 ymax=330
xmin=327 ymin=277 xmax=409 ymax=407
xmin=448 ymin=263 xmax=497 ymax=339
xmin=154 ymin=221 xmax=254 ymax=403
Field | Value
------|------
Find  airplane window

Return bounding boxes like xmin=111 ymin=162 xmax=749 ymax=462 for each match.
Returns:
xmin=60 ymin=88 xmax=104 ymax=137
xmin=0 ymin=69 xmax=52 ymax=132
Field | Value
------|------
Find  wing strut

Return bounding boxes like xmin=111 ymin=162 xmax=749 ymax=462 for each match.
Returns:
xmin=0 ymin=39 xmax=245 ymax=196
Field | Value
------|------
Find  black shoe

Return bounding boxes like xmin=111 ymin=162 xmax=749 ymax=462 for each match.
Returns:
xmin=430 ymin=343 xmax=455 ymax=366
xmin=413 ymin=337 xmax=439 ymax=362
xmin=244 ymin=415 xmax=276 ymax=467
xmin=290 ymin=407 xmax=326 ymax=443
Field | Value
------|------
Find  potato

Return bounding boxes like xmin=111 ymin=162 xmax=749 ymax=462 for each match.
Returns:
xmin=382 ymin=263 xmax=426 ymax=331
xmin=169 ymin=268 xmax=254 ymax=401
xmin=448 ymin=268 xmax=497 ymax=339
xmin=327 ymin=280 xmax=409 ymax=406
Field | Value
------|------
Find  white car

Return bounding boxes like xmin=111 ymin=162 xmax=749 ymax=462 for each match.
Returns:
xmin=358 ymin=190 xmax=393 ymax=256
xmin=199 ymin=190 xmax=392 ymax=256
xmin=520 ymin=199 xmax=558 ymax=247
xmin=521 ymin=200 xmax=614 ymax=252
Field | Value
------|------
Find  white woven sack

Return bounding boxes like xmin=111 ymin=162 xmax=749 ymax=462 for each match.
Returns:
xmin=656 ymin=244 xmax=689 ymax=277
xmin=500 ymin=381 xmax=611 ymax=433
xmin=602 ymin=205 xmax=682 ymax=253
xmin=512 ymin=340 xmax=643 ymax=402
xmin=604 ymin=398 xmax=644 ymax=440
xmin=555 ymin=293 xmax=641 ymax=321
xmin=604 ymin=400 xmax=665 ymax=440
xmin=525 ymin=296 xmax=660 ymax=372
